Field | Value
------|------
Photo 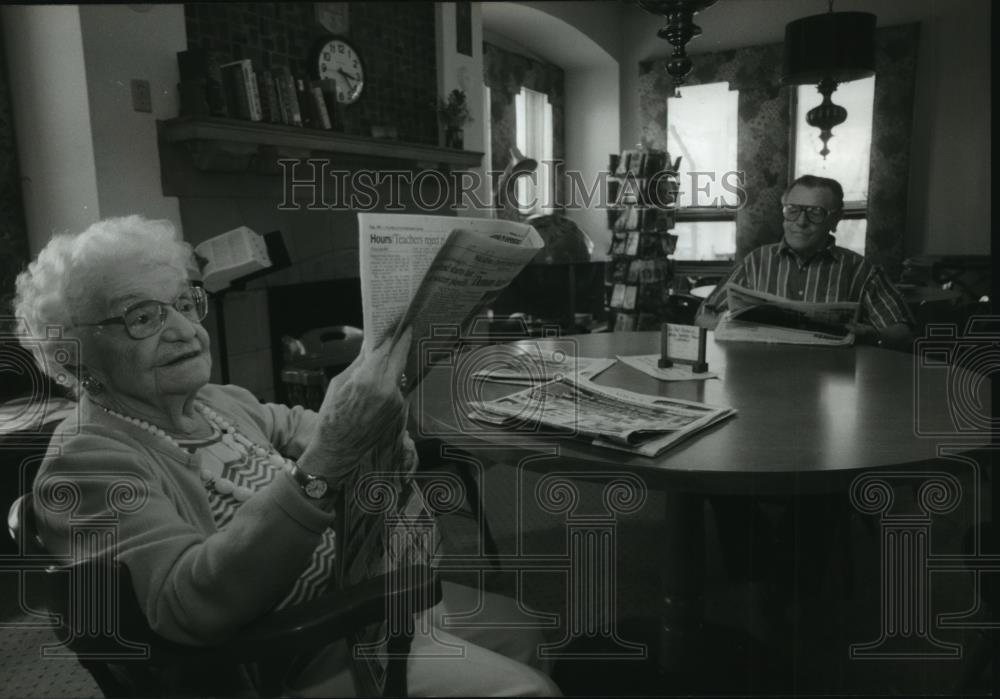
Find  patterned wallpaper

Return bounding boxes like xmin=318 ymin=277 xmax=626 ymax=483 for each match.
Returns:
xmin=866 ymin=24 xmax=920 ymax=277
xmin=638 ymin=24 xmax=920 ymax=275
xmin=0 ymin=18 xmax=28 ymax=314
xmin=483 ymin=41 xmax=565 ymax=220
xmin=184 ymin=2 xmax=438 ymax=144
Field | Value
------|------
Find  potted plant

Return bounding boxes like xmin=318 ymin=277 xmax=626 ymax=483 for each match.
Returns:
xmin=439 ymin=89 xmax=472 ymax=149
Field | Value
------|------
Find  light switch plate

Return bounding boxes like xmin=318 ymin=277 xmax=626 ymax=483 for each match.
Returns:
xmin=131 ymin=79 xmax=152 ymax=113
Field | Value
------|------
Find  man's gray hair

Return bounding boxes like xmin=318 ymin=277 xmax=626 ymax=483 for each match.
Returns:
xmin=784 ymin=175 xmax=844 ymax=209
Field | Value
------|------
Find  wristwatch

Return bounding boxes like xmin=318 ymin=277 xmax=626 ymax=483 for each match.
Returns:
xmin=289 ymin=462 xmax=335 ymax=500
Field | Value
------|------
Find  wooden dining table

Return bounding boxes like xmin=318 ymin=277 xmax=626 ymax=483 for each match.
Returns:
xmin=410 ymin=331 xmax=993 ymax=671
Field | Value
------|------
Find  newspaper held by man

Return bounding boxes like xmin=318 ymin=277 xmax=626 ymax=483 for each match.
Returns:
xmin=468 ymin=375 xmax=736 ymax=457
xmin=714 ymin=282 xmax=858 ymax=346
xmin=358 ymin=213 xmax=545 ymax=389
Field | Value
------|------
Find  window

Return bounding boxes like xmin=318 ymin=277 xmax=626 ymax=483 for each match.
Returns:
xmin=514 ymin=86 xmax=554 ymax=215
xmin=792 ymin=76 xmax=875 ymax=256
xmin=666 ymin=82 xmax=739 ymax=261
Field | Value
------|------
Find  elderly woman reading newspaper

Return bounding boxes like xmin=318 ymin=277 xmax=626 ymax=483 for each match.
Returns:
xmin=15 ymin=215 xmax=559 ymax=696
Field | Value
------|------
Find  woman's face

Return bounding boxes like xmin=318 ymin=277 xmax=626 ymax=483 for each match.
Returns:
xmin=82 ymin=263 xmax=212 ymax=408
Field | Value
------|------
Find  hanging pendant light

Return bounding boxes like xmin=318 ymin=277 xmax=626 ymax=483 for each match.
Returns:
xmin=782 ymin=1 xmax=876 ymax=158
xmin=637 ymin=0 xmax=718 ymax=97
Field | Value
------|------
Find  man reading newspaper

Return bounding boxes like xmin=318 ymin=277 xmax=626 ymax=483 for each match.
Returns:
xmin=692 ymin=176 xmax=913 ymax=647
xmin=695 ymin=175 xmax=914 ymax=350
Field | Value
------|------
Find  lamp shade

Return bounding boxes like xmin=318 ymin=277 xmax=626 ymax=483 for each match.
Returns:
xmin=782 ymin=12 xmax=876 ymax=85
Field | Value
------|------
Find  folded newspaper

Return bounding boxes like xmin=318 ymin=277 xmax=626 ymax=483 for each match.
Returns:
xmin=470 ymin=348 xmax=616 ymax=385
xmin=339 ymin=213 xmax=545 ymax=694
xmin=358 ymin=213 xmax=546 ymax=387
xmin=714 ymin=283 xmax=858 ymax=346
xmin=468 ymin=376 xmax=736 ymax=457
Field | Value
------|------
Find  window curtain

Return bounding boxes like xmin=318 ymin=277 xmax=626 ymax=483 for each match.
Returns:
xmin=515 ymin=86 xmax=554 ymax=215
xmin=483 ymin=41 xmax=564 ymax=220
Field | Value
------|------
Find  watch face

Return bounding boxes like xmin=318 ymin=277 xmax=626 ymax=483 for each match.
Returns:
xmin=316 ymin=39 xmax=364 ymax=104
xmin=304 ymin=477 xmax=329 ymax=499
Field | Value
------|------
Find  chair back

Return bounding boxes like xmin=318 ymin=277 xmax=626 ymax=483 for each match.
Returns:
xmin=7 ymin=493 xmax=257 ymax=697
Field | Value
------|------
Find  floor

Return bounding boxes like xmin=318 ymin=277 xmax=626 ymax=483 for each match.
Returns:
xmin=0 ymin=455 xmax=992 ymax=698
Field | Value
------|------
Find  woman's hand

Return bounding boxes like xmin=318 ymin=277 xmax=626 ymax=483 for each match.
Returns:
xmin=297 ymin=329 xmax=412 ymax=486
xmin=399 ymin=429 xmax=419 ymax=479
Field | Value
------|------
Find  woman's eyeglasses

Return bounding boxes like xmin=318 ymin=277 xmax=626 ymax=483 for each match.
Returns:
xmin=77 ymin=285 xmax=209 ymax=340
xmin=782 ymin=204 xmax=838 ymax=224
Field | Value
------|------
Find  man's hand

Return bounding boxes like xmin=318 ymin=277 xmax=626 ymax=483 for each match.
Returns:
xmin=297 ymin=329 xmax=413 ymax=486
xmin=845 ymin=321 xmax=913 ymax=350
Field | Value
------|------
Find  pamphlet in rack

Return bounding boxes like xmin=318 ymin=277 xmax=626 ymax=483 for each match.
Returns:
xmin=714 ymin=283 xmax=858 ymax=346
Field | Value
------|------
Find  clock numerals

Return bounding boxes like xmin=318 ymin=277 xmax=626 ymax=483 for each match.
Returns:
xmin=316 ymin=39 xmax=363 ymax=104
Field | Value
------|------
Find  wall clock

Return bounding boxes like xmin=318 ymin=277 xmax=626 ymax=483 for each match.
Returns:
xmin=313 ymin=37 xmax=365 ymax=105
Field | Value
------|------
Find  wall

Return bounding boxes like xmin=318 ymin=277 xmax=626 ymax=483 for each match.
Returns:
xmin=1 ymin=5 xmax=100 ymax=256
xmin=508 ymin=2 xmax=622 ymax=257
xmin=907 ymin=0 xmax=991 ymax=255
xmin=482 ymin=1 xmax=621 ymax=258
xmin=79 ymin=4 xmax=185 ymax=228
xmin=436 ymin=2 xmax=488 ymax=213
xmin=563 ymin=66 xmax=619 ymax=258
xmin=1 ymin=5 xmax=184 ymax=256
xmin=0 ymin=13 xmax=29 ymax=310
xmin=171 ymin=3 xmax=470 ymax=400
xmin=518 ymin=1 xmax=621 ymax=63
xmin=184 ymin=2 xmax=439 ymax=145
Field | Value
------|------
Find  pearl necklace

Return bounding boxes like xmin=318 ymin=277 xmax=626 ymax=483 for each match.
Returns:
xmin=97 ymin=401 xmax=294 ymax=503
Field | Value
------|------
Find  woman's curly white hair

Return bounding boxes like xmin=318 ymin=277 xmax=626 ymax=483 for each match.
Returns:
xmin=13 ymin=216 xmax=194 ymax=390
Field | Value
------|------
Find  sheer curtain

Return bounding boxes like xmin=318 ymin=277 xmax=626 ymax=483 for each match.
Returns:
xmin=514 ymin=87 xmax=553 ymax=215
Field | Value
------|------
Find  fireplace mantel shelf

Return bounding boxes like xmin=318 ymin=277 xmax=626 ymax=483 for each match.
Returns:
xmin=159 ymin=117 xmax=483 ymax=169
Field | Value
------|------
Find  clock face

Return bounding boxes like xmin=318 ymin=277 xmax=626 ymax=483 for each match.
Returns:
xmin=316 ymin=38 xmax=364 ymax=105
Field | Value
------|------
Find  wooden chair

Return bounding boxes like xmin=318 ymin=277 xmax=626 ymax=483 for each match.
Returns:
xmin=7 ymin=493 xmax=441 ymax=697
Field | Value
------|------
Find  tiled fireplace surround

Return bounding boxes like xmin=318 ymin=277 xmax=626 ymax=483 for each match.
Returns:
xmin=165 ymin=149 xmax=462 ymax=402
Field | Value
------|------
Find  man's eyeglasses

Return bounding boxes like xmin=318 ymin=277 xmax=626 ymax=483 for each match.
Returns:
xmin=77 ymin=285 xmax=208 ymax=340
xmin=782 ymin=204 xmax=839 ymax=224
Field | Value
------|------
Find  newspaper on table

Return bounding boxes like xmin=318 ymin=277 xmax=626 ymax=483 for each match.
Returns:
xmin=471 ymin=348 xmax=616 ymax=385
xmin=714 ymin=282 xmax=858 ymax=346
xmin=468 ymin=375 xmax=736 ymax=457
xmin=339 ymin=213 xmax=545 ymax=694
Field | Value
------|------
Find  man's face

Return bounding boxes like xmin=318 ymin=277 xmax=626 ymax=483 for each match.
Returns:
xmin=781 ymin=184 xmax=842 ymax=258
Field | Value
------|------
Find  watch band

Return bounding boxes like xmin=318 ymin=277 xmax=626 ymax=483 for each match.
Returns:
xmin=289 ymin=462 xmax=335 ymax=500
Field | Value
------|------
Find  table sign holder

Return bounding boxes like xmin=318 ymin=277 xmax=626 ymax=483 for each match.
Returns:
xmin=658 ymin=323 xmax=709 ymax=373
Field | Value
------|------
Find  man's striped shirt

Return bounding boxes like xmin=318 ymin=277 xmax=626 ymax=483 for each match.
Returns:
xmin=703 ymin=237 xmax=913 ymax=329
